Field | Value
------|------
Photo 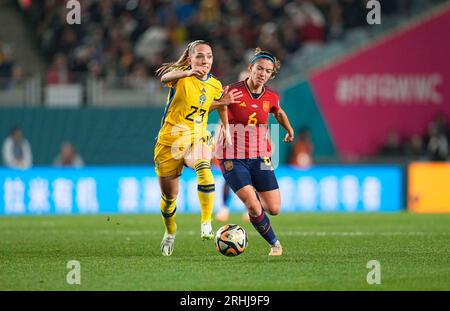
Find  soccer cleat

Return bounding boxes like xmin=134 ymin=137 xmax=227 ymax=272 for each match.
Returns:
xmin=269 ymin=240 xmax=283 ymax=256
xmin=160 ymin=232 xmax=176 ymax=256
xmin=215 ymin=207 xmax=230 ymax=222
xmin=201 ymin=221 xmax=214 ymax=240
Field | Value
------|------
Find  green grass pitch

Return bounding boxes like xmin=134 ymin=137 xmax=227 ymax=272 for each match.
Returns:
xmin=1 ymin=213 xmax=449 ymax=290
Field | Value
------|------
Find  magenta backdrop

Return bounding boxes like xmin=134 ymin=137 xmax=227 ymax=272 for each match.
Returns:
xmin=309 ymin=7 xmax=450 ymax=156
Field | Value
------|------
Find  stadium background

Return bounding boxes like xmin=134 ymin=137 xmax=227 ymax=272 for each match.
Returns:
xmin=0 ymin=0 xmax=449 ymax=291
xmin=1 ymin=0 xmax=449 ymax=214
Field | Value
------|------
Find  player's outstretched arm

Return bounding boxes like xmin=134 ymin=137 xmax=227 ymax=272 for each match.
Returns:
xmin=218 ymin=106 xmax=233 ymax=146
xmin=210 ymin=86 xmax=243 ymax=112
xmin=160 ymin=67 xmax=208 ymax=84
xmin=274 ymin=109 xmax=294 ymax=143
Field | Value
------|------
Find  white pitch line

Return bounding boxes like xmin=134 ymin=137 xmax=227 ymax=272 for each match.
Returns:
xmin=1 ymin=229 xmax=448 ymax=237
xmin=94 ymin=230 xmax=449 ymax=237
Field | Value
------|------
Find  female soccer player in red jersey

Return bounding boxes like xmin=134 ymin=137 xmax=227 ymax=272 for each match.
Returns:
xmin=214 ymin=48 xmax=294 ymax=256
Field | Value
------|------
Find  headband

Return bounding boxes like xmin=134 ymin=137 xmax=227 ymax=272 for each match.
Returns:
xmin=251 ymin=52 xmax=276 ymax=64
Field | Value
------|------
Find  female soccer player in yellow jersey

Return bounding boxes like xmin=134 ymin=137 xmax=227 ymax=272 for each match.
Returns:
xmin=154 ymin=40 xmax=243 ymax=256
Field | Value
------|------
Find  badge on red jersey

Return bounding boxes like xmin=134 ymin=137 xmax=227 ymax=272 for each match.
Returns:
xmin=263 ymin=101 xmax=270 ymax=112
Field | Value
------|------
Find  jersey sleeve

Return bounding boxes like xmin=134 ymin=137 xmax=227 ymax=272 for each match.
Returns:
xmin=165 ymin=66 xmax=190 ymax=87
xmin=270 ymin=94 xmax=281 ymax=113
xmin=214 ymin=81 xmax=224 ymax=101
xmin=166 ymin=77 xmax=181 ymax=88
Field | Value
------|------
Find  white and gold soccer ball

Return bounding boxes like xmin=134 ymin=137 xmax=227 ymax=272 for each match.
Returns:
xmin=215 ymin=224 xmax=248 ymax=257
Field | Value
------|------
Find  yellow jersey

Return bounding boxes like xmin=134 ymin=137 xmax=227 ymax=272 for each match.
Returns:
xmin=157 ymin=72 xmax=223 ymax=148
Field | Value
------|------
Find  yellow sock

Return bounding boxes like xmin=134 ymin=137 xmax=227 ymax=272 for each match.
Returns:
xmin=195 ymin=160 xmax=215 ymax=223
xmin=160 ymin=194 xmax=177 ymax=234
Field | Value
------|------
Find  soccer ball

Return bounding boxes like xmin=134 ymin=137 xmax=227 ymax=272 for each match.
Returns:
xmin=215 ymin=224 xmax=248 ymax=257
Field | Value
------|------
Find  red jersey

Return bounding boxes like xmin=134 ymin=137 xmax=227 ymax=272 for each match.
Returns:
xmin=216 ymin=79 xmax=281 ymax=159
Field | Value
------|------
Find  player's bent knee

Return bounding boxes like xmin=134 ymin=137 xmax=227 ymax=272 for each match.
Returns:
xmin=244 ymin=199 xmax=263 ymax=216
xmin=162 ymin=192 xmax=178 ymax=201
xmin=267 ymin=207 xmax=280 ymax=216
xmin=267 ymin=202 xmax=280 ymax=215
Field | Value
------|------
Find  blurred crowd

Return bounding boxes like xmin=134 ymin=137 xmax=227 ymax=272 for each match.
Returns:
xmin=378 ymin=113 xmax=450 ymax=161
xmin=11 ymin=0 xmax=433 ymax=88
xmin=287 ymin=113 xmax=450 ymax=167
xmin=0 ymin=39 xmax=25 ymax=90
xmin=3 ymin=115 xmax=449 ymax=168
xmin=2 ymin=0 xmax=448 ymax=165
xmin=289 ymin=127 xmax=314 ymax=167
xmin=2 ymin=126 xmax=84 ymax=169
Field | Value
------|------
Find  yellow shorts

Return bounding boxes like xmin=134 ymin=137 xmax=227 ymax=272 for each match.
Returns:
xmin=154 ymin=132 xmax=213 ymax=177
xmin=154 ymin=142 xmax=186 ymax=177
